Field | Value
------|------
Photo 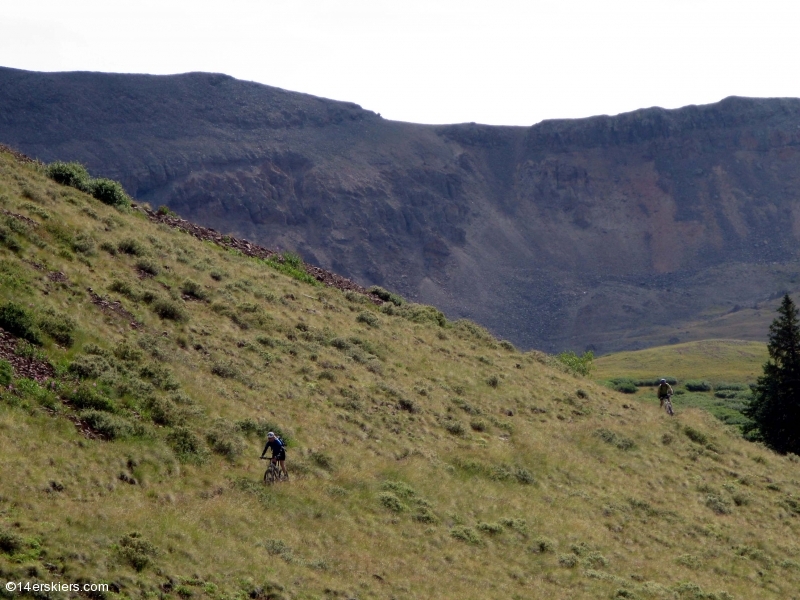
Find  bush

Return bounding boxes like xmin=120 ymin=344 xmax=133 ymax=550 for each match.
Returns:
xmin=90 ymin=178 xmax=131 ymax=208
xmin=450 ymin=527 xmax=482 ymax=545
xmin=157 ymin=205 xmax=177 ymax=217
xmin=444 ymin=420 xmax=465 ymax=436
xmin=595 ymin=428 xmax=636 ymax=450
xmin=80 ymin=410 xmax=133 ymax=439
xmin=118 ymin=532 xmax=158 ymax=571
xmin=38 ymin=308 xmax=76 ymax=347
xmin=70 ymin=385 xmax=116 ymax=412
xmin=556 ymin=351 xmax=594 ymax=376
xmin=367 ymin=285 xmax=405 ymax=306
xmin=486 ymin=374 xmax=500 ymax=388
xmin=180 ymin=279 xmax=207 ymax=300
xmin=145 ymin=396 xmax=182 ymax=426
xmin=0 ymin=302 xmax=41 ymax=344
xmin=378 ymin=492 xmax=407 ymax=512
xmin=206 ymin=420 xmax=245 ymax=460
xmin=210 ymin=360 xmax=238 ymax=379
xmin=0 ymin=529 xmax=24 ymax=554
xmin=151 ymin=298 xmax=187 ymax=322
xmin=714 ymin=382 xmax=747 ymax=391
xmin=399 ymin=304 xmax=447 ymax=327
xmin=685 ymin=380 xmax=712 ymax=392
xmin=634 ymin=377 xmax=677 ymax=386
xmin=609 ymin=378 xmax=637 ymax=394
xmin=166 ymin=427 xmax=207 ymax=463
xmin=46 ymin=161 xmax=92 ymax=191
xmin=0 ymin=360 xmax=11 ymax=387
xmin=356 ymin=311 xmax=379 ymax=328
xmin=117 ymin=238 xmax=146 ymax=256
xmin=71 ymin=233 xmax=95 ymax=254
xmin=135 ymin=258 xmax=160 ymax=276
xmin=68 ymin=354 xmax=112 ymax=379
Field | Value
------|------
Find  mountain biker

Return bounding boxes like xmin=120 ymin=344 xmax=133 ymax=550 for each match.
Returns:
xmin=657 ymin=378 xmax=674 ymax=409
xmin=260 ymin=432 xmax=288 ymax=479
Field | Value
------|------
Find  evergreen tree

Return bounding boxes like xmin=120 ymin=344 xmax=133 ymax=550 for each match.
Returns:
xmin=745 ymin=294 xmax=800 ymax=453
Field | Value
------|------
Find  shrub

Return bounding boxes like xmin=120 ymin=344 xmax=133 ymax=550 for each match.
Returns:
xmin=146 ymin=396 xmax=182 ymax=426
xmin=0 ymin=529 xmax=24 ymax=554
xmin=211 ymin=361 xmax=238 ymax=379
xmin=79 ymin=410 xmax=133 ymax=439
xmin=180 ymin=279 xmax=207 ymax=300
xmin=400 ymin=304 xmax=447 ymax=327
xmin=71 ymin=233 xmax=95 ymax=254
xmin=118 ymin=532 xmax=158 ymax=572
xmin=470 ymin=418 xmax=488 ymax=432
xmin=70 ymin=385 xmax=116 ymax=412
xmin=486 ymin=374 xmax=500 ymax=388
xmin=685 ymin=380 xmax=712 ymax=392
xmin=529 ymin=538 xmax=555 ymax=553
xmin=356 ymin=311 xmax=379 ymax=327
xmin=633 ymin=377 xmax=678 ymax=386
xmin=556 ymin=350 xmax=594 ymax=376
xmin=378 ymin=492 xmax=407 ymax=513
xmin=0 ymin=225 xmax=21 ymax=252
xmin=450 ymin=527 xmax=482 ymax=545
xmin=117 ymin=238 xmax=146 ymax=256
xmin=109 ymin=279 xmax=138 ymax=299
xmin=0 ymin=302 xmax=41 ymax=344
xmin=157 ymin=205 xmax=177 ymax=217
xmin=167 ymin=427 xmax=207 ymax=463
xmin=477 ymin=521 xmax=504 ymax=535
xmin=684 ymin=426 xmax=709 ymax=446
xmin=46 ymin=161 xmax=92 ymax=191
xmin=558 ymin=554 xmax=578 ymax=568
xmin=68 ymin=354 xmax=112 ymax=379
xmin=151 ymin=298 xmax=187 ymax=322
xmin=398 ymin=397 xmax=419 ymax=413
xmin=206 ymin=420 xmax=245 ymax=460
xmin=136 ymin=258 xmax=160 ymax=276
xmin=444 ymin=420 xmax=465 ymax=436
xmin=90 ymin=178 xmax=131 ymax=208
xmin=714 ymin=382 xmax=747 ymax=391
xmin=610 ymin=378 xmax=637 ymax=394
xmin=0 ymin=360 xmax=12 ymax=386
xmin=367 ymin=285 xmax=405 ymax=306
xmin=595 ymin=429 xmax=636 ymax=450
xmin=38 ymin=308 xmax=76 ymax=347
xmin=705 ymin=494 xmax=732 ymax=515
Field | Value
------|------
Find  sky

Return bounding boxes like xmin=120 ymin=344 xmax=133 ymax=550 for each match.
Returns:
xmin=2 ymin=0 xmax=799 ymax=126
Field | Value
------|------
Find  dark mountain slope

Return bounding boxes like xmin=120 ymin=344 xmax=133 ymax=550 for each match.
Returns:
xmin=3 ymin=66 xmax=800 ymax=352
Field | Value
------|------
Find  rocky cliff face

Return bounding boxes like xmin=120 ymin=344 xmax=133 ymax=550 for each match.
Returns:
xmin=3 ymin=66 xmax=800 ymax=353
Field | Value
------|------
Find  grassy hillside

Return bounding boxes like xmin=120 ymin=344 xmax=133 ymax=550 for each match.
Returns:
xmin=1 ymin=149 xmax=800 ymax=600
xmin=594 ymin=340 xmax=768 ymax=384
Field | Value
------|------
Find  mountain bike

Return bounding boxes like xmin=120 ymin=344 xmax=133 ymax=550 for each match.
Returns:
xmin=261 ymin=457 xmax=287 ymax=484
xmin=663 ymin=393 xmax=674 ymax=416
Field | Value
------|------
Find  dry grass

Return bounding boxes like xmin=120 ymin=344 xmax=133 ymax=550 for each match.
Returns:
xmin=0 ymin=150 xmax=799 ymax=600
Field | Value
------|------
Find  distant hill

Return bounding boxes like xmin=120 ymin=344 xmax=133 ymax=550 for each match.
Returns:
xmin=4 ymin=67 xmax=800 ymax=352
xmin=594 ymin=339 xmax=769 ymax=384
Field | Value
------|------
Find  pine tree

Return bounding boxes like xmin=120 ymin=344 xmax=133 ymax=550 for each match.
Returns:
xmin=745 ymin=294 xmax=800 ymax=454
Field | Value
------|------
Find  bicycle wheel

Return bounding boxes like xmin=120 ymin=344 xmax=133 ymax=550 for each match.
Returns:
xmin=665 ymin=400 xmax=674 ymax=416
xmin=264 ymin=465 xmax=278 ymax=485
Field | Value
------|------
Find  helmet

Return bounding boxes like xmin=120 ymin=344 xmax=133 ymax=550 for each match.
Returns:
xmin=267 ymin=432 xmax=275 ymax=438
xmin=660 ymin=379 xmax=666 ymax=383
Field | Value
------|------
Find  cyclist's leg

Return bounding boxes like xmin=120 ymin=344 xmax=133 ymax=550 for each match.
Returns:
xmin=278 ymin=459 xmax=287 ymax=478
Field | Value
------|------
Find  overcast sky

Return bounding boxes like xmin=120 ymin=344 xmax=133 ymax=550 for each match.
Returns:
xmin=2 ymin=0 xmax=798 ymax=126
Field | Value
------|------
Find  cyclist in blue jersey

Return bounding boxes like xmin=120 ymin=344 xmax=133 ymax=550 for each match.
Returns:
xmin=260 ymin=432 xmax=288 ymax=479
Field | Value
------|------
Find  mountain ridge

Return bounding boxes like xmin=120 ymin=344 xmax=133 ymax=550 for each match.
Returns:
xmin=3 ymin=67 xmax=800 ymax=353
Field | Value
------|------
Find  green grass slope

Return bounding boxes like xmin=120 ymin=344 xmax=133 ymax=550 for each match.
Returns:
xmin=594 ymin=340 xmax=768 ymax=385
xmin=0 ymin=150 xmax=799 ymax=600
